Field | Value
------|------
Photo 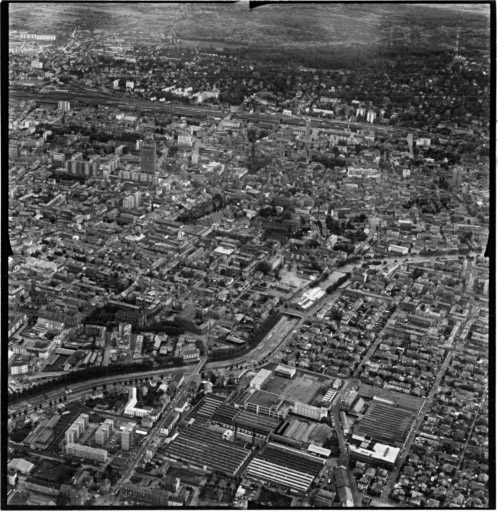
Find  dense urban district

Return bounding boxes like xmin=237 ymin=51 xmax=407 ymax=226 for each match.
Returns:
xmin=6 ymin=3 xmax=490 ymax=509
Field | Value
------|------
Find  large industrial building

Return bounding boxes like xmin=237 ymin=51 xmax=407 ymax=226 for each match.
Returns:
xmin=243 ymin=389 xmax=286 ymax=419
xmin=348 ymin=440 xmax=401 ymax=469
xmin=164 ymin=424 xmax=252 ymax=477
xmin=278 ymin=418 xmax=333 ymax=446
xmin=246 ymin=442 xmax=324 ymax=495
xmin=210 ymin=403 xmax=282 ymax=444
xmin=351 ymin=400 xmax=417 ymax=448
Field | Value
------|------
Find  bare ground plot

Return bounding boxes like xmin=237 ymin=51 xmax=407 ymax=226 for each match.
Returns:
xmin=32 ymin=459 xmax=76 ymax=485
xmin=279 ymin=270 xmax=312 ymax=289
xmin=111 ymin=450 xmax=132 ymax=469
xmin=263 ymin=373 xmax=323 ymax=404
xmin=166 ymin=466 xmax=205 ymax=486
xmin=262 ymin=375 xmax=292 ymax=396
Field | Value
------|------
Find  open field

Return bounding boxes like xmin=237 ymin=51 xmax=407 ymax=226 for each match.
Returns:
xmin=111 ymin=450 xmax=132 ymax=470
xmin=263 ymin=372 xmax=323 ymax=405
xmin=279 ymin=269 xmax=311 ymax=289
xmin=9 ymin=490 xmax=57 ymax=507
xmin=10 ymin=3 xmax=489 ymax=56
xmin=285 ymin=374 xmax=323 ymax=404
xmin=32 ymin=459 xmax=76 ymax=485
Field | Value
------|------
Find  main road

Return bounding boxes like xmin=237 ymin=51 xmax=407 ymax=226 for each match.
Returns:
xmin=114 ymin=357 xmax=207 ymax=492
xmin=8 ymin=251 xmax=476 ymax=419
xmin=8 ymin=363 xmax=199 ymax=417
xmin=9 ymin=86 xmax=225 ymax=119
xmin=331 ymin=383 xmax=363 ymax=507
xmin=10 ymin=83 xmax=474 ymax=142
xmin=380 ymin=349 xmax=455 ymax=500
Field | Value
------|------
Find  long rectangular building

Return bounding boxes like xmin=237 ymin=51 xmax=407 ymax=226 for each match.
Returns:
xmin=246 ymin=458 xmax=315 ymax=494
xmin=65 ymin=442 xmax=108 ymax=462
xmin=352 ymin=401 xmax=416 ymax=448
xmin=164 ymin=424 xmax=251 ymax=476
xmin=246 ymin=442 xmax=324 ymax=495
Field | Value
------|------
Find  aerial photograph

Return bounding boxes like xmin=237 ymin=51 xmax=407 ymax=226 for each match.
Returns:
xmin=4 ymin=1 xmax=492 ymax=508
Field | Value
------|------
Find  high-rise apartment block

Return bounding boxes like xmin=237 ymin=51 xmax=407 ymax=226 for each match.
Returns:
xmin=66 ymin=154 xmax=101 ymax=177
xmin=121 ymin=425 xmax=135 ymax=451
xmin=64 ymin=413 xmax=89 ymax=444
xmin=95 ymin=419 xmax=114 ymax=446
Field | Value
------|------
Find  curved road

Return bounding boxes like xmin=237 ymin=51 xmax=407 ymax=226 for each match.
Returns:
xmin=8 ymin=252 xmax=475 ymax=418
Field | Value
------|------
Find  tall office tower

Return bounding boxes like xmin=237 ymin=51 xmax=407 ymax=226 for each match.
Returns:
xmin=305 ymin=118 xmax=311 ymax=142
xmin=452 ymin=167 xmax=464 ymax=187
xmin=141 ymin=138 xmax=156 ymax=174
xmin=406 ymin=133 xmax=414 ymax=158
xmin=121 ymin=425 xmax=135 ymax=451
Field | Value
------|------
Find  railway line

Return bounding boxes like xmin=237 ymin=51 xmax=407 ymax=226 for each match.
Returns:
xmin=11 ymin=86 xmax=443 ymax=142
xmin=8 ymin=363 xmax=199 ymax=418
xmin=9 ymin=87 xmax=225 ymax=118
xmin=9 ymin=313 xmax=299 ymax=418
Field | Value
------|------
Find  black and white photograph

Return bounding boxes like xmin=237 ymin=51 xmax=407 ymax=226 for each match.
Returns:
xmin=3 ymin=1 xmax=493 ymax=508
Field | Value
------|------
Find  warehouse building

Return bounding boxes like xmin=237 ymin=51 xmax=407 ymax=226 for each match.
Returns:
xmin=274 ymin=364 xmax=297 ymax=379
xmin=333 ymin=465 xmax=354 ymax=507
xmin=186 ymin=394 xmax=225 ymax=424
xmin=164 ymin=424 xmax=251 ymax=476
xmin=246 ymin=442 xmax=324 ymax=495
xmin=348 ymin=440 xmax=401 ymax=469
xmin=210 ymin=403 xmax=282 ymax=444
xmin=23 ymin=414 xmax=61 ymax=450
xmin=246 ymin=458 xmax=315 ymax=495
xmin=8 ymin=458 xmax=34 ymax=475
xmin=249 ymin=368 xmax=273 ymax=390
xmin=352 ymin=401 xmax=416 ymax=448
xmin=278 ymin=418 xmax=333 ymax=447
xmin=244 ymin=389 xmax=286 ymax=419
xmin=307 ymin=444 xmax=332 ymax=458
